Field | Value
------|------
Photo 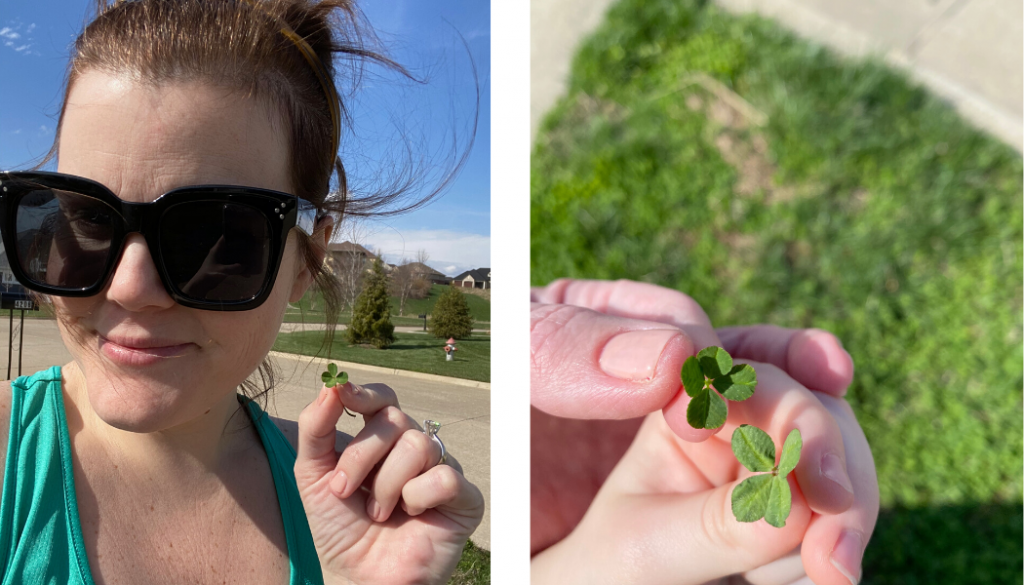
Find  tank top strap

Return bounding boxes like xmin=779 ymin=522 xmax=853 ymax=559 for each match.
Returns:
xmin=241 ymin=397 xmax=324 ymax=585
xmin=0 ymin=365 xmax=93 ymax=584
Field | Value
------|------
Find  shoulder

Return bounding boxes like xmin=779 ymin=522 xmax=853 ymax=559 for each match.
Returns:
xmin=269 ymin=416 xmax=352 ymax=453
xmin=0 ymin=379 xmax=10 ymax=484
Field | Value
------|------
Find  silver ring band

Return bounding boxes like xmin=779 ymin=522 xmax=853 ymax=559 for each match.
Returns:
xmin=423 ymin=420 xmax=447 ymax=466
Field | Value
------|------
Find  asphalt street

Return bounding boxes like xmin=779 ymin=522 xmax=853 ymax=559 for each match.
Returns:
xmin=1 ymin=316 xmax=491 ymax=549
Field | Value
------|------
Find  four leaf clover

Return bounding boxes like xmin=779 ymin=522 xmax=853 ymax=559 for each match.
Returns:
xmin=681 ymin=346 xmax=758 ymax=429
xmin=730 ymin=425 xmax=803 ymax=528
xmin=321 ymin=362 xmax=349 ymax=387
xmin=321 ymin=363 xmax=357 ymax=417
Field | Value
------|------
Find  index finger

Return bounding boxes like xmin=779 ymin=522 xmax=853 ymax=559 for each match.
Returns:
xmin=716 ymin=325 xmax=854 ymax=397
xmin=335 ymin=382 xmax=401 ymax=417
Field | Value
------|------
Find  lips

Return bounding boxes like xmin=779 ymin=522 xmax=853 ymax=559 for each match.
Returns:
xmin=99 ymin=334 xmax=197 ymax=366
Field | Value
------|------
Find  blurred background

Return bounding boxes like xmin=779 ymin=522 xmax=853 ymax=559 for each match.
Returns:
xmin=531 ymin=0 xmax=1021 ymax=583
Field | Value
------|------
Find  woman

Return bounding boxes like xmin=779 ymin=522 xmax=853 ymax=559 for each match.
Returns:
xmin=0 ymin=1 xmax=483 ymax=583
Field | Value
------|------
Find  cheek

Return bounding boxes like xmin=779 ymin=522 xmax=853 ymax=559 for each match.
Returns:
xmin=206 ymin=271 xmax=293 ymax=366
xmin=51 ymin=297 xmax=103 ymax=346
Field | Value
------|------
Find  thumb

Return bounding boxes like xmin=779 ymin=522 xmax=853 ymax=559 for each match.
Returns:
xmin=531 ymin=302 xmax=693 ymax=419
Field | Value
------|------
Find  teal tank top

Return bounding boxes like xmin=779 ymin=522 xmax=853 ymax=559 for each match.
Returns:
xmin=0 ymin=366 xmax=324 ymax=584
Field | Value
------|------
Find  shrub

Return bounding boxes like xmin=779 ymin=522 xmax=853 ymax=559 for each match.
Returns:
xmin=409 ymin=277 xmax=432 ymax=300
xmin=346 ymin=259 xmax=396 ymax=349
xmin=430 ymin=286 xmax=474 ymax=339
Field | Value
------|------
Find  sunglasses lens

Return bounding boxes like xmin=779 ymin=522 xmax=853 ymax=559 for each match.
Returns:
xmin=14 ymin=187 xmax=117 ymax=290
xmin=160 ymin=201 xmax=272 ymax=303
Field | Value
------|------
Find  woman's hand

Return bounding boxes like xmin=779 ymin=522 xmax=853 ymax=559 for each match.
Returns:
xmin=531 ymin=279 xmax=878 ymax=584
xmin=532 ymin=360 xmax=875 ymax=585
xmin=294 ymin=381 xmax=485 ymax=585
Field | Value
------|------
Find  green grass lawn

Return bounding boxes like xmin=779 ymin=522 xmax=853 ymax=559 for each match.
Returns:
xmin=532 ymin=1 xmax=1022 ymax=583
xmin=285 ymin=285 xmax=490 ymax=327
xmin=448 ymin=540 xmax=490 ymax=585
xmin=273 ymin=331 xmax=490 ymax=382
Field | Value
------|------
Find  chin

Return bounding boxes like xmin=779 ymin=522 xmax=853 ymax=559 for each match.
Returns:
xmin=84 ymin=374 xmax=193 ymax=432
xmin=73 ymin=355 xmax=224 ymax=432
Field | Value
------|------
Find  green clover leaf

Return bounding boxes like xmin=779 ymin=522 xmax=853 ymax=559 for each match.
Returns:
xmin=685 ymin=378 xmax=728 ymax=429
xmin=696 ymin=346 xmax=732 ymax=379
xmin=778 ymin=427 xmax=802 ymax=476
xmin=680 ymin=347 xmax=757 ymax=429
xmin=715 ymin=364 xmax=758 ymax=401
xmin=731 ymin=424 xmax=776 ymax=472
xmin=321 ymin=362 xmax=349 ymax=387
xmin=730 ymin=426 xmax=802 ymax=528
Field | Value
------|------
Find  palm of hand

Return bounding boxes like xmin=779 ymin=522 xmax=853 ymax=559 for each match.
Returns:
xmin=530 ymin=409 xmax=642 ymax=554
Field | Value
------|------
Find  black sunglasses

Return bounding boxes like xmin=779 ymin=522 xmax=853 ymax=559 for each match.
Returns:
xmin=0 ymin=171 xmax=320 ymax=311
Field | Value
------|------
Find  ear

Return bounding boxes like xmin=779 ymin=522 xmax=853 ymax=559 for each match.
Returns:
xmin=289 ymin=215 xmax=335 ymax=303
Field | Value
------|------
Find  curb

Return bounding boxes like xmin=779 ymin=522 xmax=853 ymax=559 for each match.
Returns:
xmin=268 ymin=351 xmax=491 ymax=390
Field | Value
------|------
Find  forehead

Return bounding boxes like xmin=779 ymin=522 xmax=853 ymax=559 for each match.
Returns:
xmin=57 ymin=71 xmax=292 ymax=201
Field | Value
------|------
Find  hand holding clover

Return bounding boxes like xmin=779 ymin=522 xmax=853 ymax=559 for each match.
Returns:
xmin=681 ymin=345 xmax=803 ymax=528
xmin=531 ymin=278 xmax=878 ymax=585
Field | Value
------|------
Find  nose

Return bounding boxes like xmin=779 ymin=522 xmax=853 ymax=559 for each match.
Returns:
xmin=105 ymin=233 xmax=176 ymax=312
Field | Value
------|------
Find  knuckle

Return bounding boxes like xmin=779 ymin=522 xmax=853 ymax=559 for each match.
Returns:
xmin=296 ymin=404 xmax=318 ymax=429
xmin=530 ymin=304 xmax=591 ymax=378
xmin=380 ymin=405 xmax=407 ymax=427
xmin=399 ymin=429 xmax=431 ymax=457
xmin=430 ymin=465 xmax=461 ymax=497
xmin=340 ymin=443 xmax=370 ymax=469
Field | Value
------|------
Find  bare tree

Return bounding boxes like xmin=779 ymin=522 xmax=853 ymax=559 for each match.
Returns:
xmin=329 ymin=221 xmax=371 ymax=318
xmin=390 ymin=257 xmax=414 ymax=317
xmin=390 ymin=249 xmax=432 ymax=317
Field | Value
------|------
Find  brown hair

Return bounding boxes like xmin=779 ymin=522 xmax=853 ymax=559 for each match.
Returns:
xmin=33 ymin=0 xmax=475 ymax=405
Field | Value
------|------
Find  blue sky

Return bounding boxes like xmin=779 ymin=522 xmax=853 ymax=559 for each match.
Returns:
xmin=0 ymin=0 xmax=490 ymax=276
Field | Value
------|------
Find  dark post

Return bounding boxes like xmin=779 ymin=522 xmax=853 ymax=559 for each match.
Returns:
xmin=18 ymin=309 xmax=24 ymax=377
xmin=6 ymin=309 xmax=12 ymax=380
xmin=419 ymin=314 xmax=427 ymax=331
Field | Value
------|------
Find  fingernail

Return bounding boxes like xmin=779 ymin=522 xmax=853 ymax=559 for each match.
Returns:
xmin=366 ymin=497 xmax=380 ymax=521
xmin=599 ymin=329 xmax=679 ymax=381
xmin=821 ymin=452 xmax=854 ymax=495
xmin=330 ymin=470 xmax=348 ymax=496
xmin=316 ymin=386 xmax=328 ymax=406
xmin=830 ymin=529 xmax=864 ymax=585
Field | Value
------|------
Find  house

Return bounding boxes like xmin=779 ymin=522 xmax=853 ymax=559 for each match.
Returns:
xmin=327 ymin=241 xmax=376 ymax=264
xmin=453 ymin=267 xmax=491 ymax=289
xmin=326 ymin=242 xmax=394 ymax=272
xmin=402 ymin=262 xmax=449 ymax=285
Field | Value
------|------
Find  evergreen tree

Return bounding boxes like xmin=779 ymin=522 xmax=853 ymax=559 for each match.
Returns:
xmin=430 ymin=285 xmax=474 ymax=339
xmin=346 ymin=259 xmax=396 ymax=349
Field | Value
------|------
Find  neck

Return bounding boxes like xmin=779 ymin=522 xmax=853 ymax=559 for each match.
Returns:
xmin=61 ymin=361 xmax=259 ymax=496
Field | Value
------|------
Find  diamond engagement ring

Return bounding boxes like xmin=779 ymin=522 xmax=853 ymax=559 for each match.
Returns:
xmin=423 ymin=420 xmax=447 ymax=466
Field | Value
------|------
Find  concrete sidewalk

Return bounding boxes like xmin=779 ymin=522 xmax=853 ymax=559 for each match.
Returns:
xmin=531 ymin=0 xmax=1023 ymax=151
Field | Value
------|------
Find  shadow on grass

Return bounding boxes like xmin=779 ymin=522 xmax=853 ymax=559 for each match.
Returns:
xmin=864 ymin=501 xmax=1022 ymax=584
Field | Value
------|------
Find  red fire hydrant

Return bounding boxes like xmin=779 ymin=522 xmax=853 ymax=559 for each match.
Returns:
xmin=444 ymin=338 xmax=457 ymax=361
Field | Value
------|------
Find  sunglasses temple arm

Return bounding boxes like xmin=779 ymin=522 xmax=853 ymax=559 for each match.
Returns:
xmin=295 ymin=200 xmax=322 ymax=237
